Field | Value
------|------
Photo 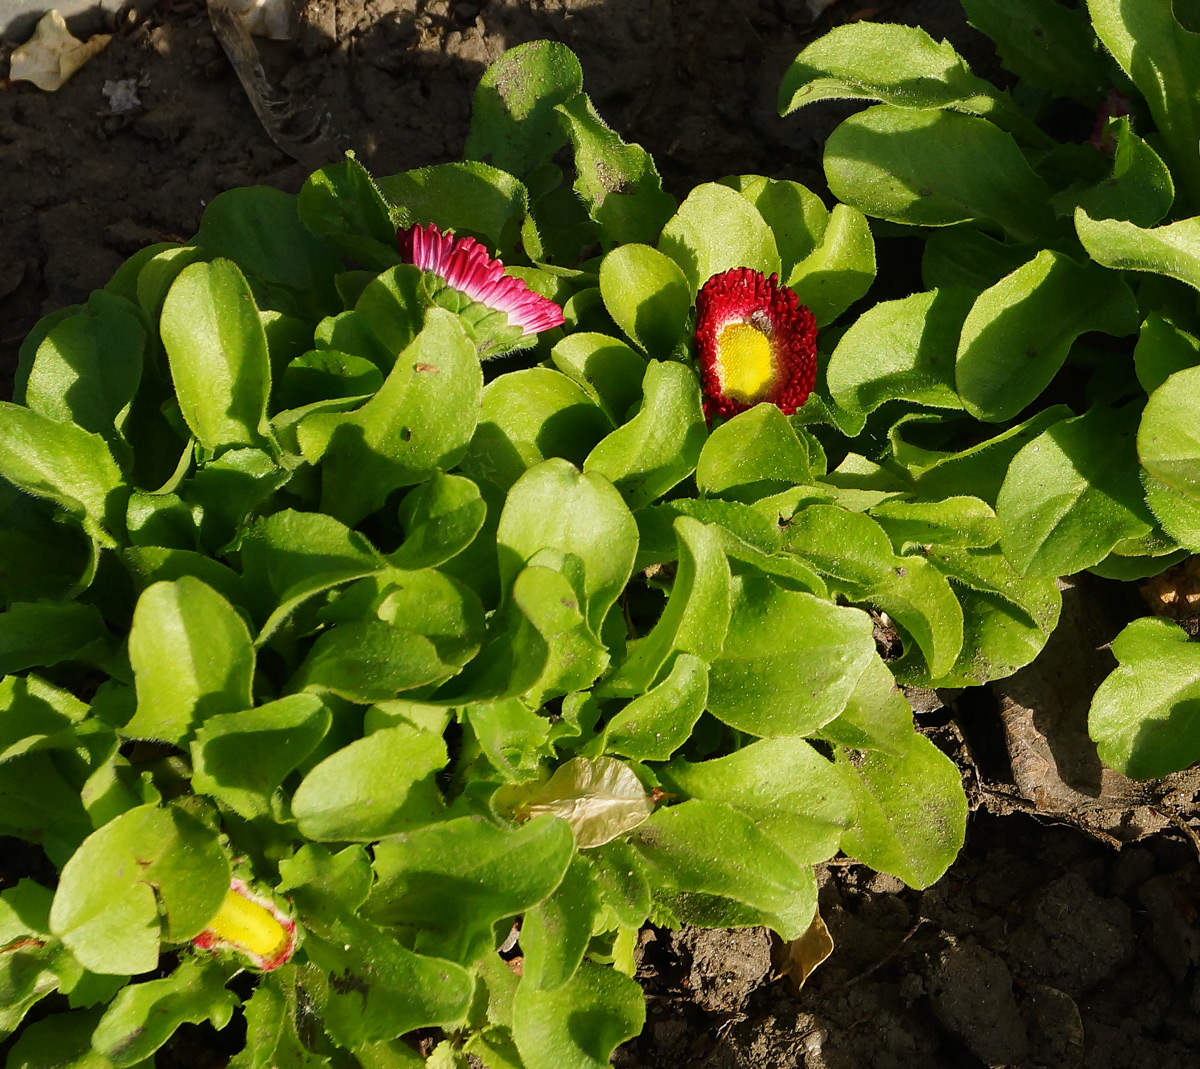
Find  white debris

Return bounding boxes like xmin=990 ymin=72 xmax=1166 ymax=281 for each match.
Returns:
xmin=9 ymin=10 xmax=111 ymax=92
xmin=102 ymin=77 xmax=142 ymax=114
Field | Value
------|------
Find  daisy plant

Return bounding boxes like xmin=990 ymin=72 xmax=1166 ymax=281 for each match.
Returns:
xmin=777 ymin=0 xmax=1200 ymax=784
xmin=2 ymin=25 xmax=1118 ymax=1069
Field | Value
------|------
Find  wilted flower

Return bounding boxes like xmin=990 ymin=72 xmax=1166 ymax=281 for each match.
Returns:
xmin=193 ymin=879 xmax=297 ymax=971
xmin=694 ymin=267 xmax=817 ymax=423
xmin=398 ymin=222 xmax=565 ymax=339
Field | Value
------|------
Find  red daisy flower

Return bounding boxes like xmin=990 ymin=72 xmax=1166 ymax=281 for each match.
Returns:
xmin=694 ymin=268 xmax=817 ymax=423
xmin=398 ymin=222 xmax=565 ymax=337
xmin=193 ymin=878 xmax=297 ymax=971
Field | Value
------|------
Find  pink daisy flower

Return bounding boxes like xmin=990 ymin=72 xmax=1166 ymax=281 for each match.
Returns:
xmin=694 ymin=267 xmax=818 ymax=424
xmin=398 ymin=222 xmax=565 ymax=338
xmin=193 ymin=878 xmax=297 ymax=971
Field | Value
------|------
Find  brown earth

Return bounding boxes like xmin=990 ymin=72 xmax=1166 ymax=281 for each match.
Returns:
xmin=3 ymin=1 xmax=1200 ymax=1066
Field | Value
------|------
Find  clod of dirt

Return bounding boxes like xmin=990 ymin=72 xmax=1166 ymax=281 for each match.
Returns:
xmin=1138 ymin=872 xmax=1200 ymax=983
xmin=669 ymin=926 xmax=773 ymax=1014
xmin=1008 ymin=871 xmax=1134 ymax=996
xmin=928 ymin=940 xmax=1028 ymax=1068
xmin=1020 ymin=983 xmax=1084 ymax=1069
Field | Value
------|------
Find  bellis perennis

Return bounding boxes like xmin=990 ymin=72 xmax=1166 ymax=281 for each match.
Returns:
xmin=192 ymin=879 xmax=297 ymax=972
xmin=694 ymin=267 xmax=817 ymax=423
xmin=399 ymin=222 xmax=564 ymax=357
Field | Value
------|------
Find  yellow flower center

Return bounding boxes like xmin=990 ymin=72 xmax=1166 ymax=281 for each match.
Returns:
xmin=208 ymin=888 xmax=289 ymax=960
xmin=717 ymin=322 xmax=775 ymax=403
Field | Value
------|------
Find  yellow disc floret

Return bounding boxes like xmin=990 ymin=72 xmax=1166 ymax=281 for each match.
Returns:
xmin=207 ymin=886 xmax=290 ymax=961
xmin=716 ymin=322 xmax=775 ymax=404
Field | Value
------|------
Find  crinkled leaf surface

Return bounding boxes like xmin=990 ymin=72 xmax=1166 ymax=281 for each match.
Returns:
xmin=522 ymin=756 xmax=653 ymax=848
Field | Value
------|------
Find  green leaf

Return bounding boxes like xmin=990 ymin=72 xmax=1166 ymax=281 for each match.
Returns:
xmin=378 ymin=162 xmax=528 ymax=256
xmin=0 ymin=601 xmax=110 ymax=675
xmin=298 ymin=154 xmax=399 ymax=268
xmin=368 ymin=815 xmax=574 ymax=964
xmin=0 ymin=403 xmax=124 ymax=540
xmin=511 ymin=961 xmax=644 ymax=1069
xmin=277 ymin=350 xmax=383 ymax=411
xmin=870 ymin=497 xmax=999 ymax=549
xmin=1089 ymin=616 xmax=1200 ymax=778
xmin=787 ymin=203 xmax=876 ymax=326
xmin=279 ymin=846 xmax=472 ymax=1046
xmin=658 ymin=183 xmax=781 ymax=296
xmin=603 ymin=653 xmax=708 ymax=761
xmin=550 ymin=332 xmax=648 ymax=426
xmin=960 ymin=0 xmax=1110 ymax=103
xmin=92 ymin=956 xmax=237 ymax=1068
xmin=290 ymin=619 xmax=452 ymax=701
xmin=1139 ymin=365 xmax=1200 ymax=500
xmin=1075 ymin=208 xmax=1200 ymax=293
xmin=0 ymin=482 xmax=91 ymax=606
xmin=1144 ymin=470 xmax=1200 ymax=550
xmin=998 ymin=404 xmax=1154 ymax=576
xmin=229 ymin=973 xmax=329 ymax=1069
xmin=241 ymin=509 xmax=385 ymax=641
xmin=921 ymin=229 xmax=1038 ymax=291
xmin=4 ymin=1008 xmax=124 ymax=1069
xmin=461 ymin=698 xmax=553 ymax=783
xmin=496 ymin=458 xmax=638 ymax=635
xmin=708 ymin=573 xmax=875 ymax=737
xmin=520 ymin=853 xmax=601 ymax=991
xmin=721 ymin=175 xmax=829 ymax=280
xmin=598 ymin=244 xmax=690 ymax=357
xmin=190 ymin=694 xmax=331 ymax=821
xmin=465 ymin=41 xmax=581 ymax=179
xmin=49 ymin=803 xmax=229 ymax=975
xmin=827 ymin=287 xmax=972 ymax=414
xmin=955 ymin=250 xmax=1138 ymax=422
xmin=660 ymin=737 xmax=852 ymax=866
xmin=824 ymin=106 xmax=1055 ymax=241
xmin=392 ymin=473 xmax=487 ymax=570
xmin=583 ymin=360 xmax=706 ymax=510
xmin=779 ymin=21 xmax=1018 ymax=126
xmin=628 ymin=799 xmax=816 ymax=937
xmin=838 ymin=733 xmax=967 ymax=888
xmin=1087 ymin=0 xmax=1200 ymax=211
xmin=25 ymin=307 xmax=144 ymax=443
xmin=459 ymin=368 xmax=612 ymax=494
xmin=695 ymin=403 xmax=812 ymax=501
xmin=1134 ymin=313 xmax=1200 ymax=395
xmin=292 ymin=721 xmax=447 ymax=840
xmin=160 ymin=259 xmax=274 ymax=453
xmin=895 ymin=406 xmax=1073 ymax=505
xmin=603 ymin=516 xmax=730 ymax=697
xmin=556 ymin=94 xmax=676 ymax=247
xmin=1058 ymin=119 xmax=1175 ymax=228
xmin=352 ymin=265 xmax=425 ymax=369
xmin=375 ymin=567 xmax=486 ymax=667
xmin=298 ymin=308 xmax=482 ymax=526
xmin=520 ymin=756 xmax=653 ymax=848
xmin=818 ymin=654 xmax=917 ymax=755
xmin=510 ymin=564 xmax=610 ymax=703
xmin=123 ymin=578 xmax=253 ymax=745
xmin=0 ymin=674 xmax=88 ymax=762
xmin=194 ymin=186 xmax=340 ymax=319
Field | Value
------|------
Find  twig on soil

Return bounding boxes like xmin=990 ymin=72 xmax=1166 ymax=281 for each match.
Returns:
xmin=812 ymin=917 xmax=929 ymax=997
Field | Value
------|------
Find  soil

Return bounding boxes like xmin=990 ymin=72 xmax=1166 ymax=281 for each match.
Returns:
xmin=3 ymin=0 xmax=1200 ymax=1067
